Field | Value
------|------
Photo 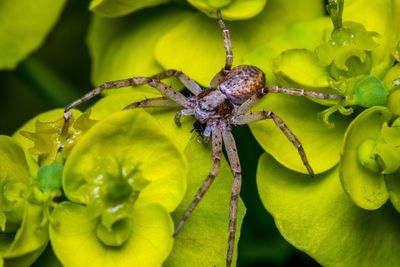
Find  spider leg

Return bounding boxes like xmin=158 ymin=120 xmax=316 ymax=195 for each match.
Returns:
xmin=123 ymin=97 xmax=179 ymax=110
xmin=265 ymin=86 xmax=345 ymax=100
xmin=210 ymin=70 xmax=225 ymax=89
xmin=221 ymin=127 xmax=242 ymax=267
xmin=217 ymin=10 xmax=233 ymax=73
xmin=124 ymin=97 xmax=194 ymax=127
xmin=209 ymin=10 xmax=234 ymax=89
xmin=173 ymin=125 xmax=222 ymax=237
xmin=238 ymin=86 xmax=345 ymax=114
xmin=150 ymin=69 xmax=202 ymax=95
xmin=231 ymin=111 xmax=314 ymax=176
xmin=237 ymin=93 xmax=262 ymax=113
xmin=122 ymin=90 xmax=196 ymax=128
xmin=64 ymin=77 xmax=190 ymax=121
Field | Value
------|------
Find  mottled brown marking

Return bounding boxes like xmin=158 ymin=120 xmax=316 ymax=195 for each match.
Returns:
xmin=220 ymin=65 xmax=265 ymax=104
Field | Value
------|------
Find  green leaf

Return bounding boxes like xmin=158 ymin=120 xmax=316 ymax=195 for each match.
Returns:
xmin=2 ymin=202 xmax=48 ymax=267
xmin=155 ymin=0 xmax=325 ymax=87
xmin=165 ymin=138 xmax=246 ymax=266
xmin=187 ymin=0 xmax=267 ymax=20
xmin=257 ymin=152 xmax=400 ymax=267
xmin=54 ymin=110 xmax=187 ymax=266
xmin=88 ymin=6 xmax=193 ymax=87
xmin=237 ymin=0 xmax=326 ymax=56
xmin=375 ymin=143 xmax=400 ymax=174
xmin=49 ymin=202 xmax=174 ymax=267
xmin=0 ymin=136 xmax=31 ymax=186
xmin=381 ymin=118 xmax=400 ymax=146
xmin=0 ymin=0 xmax=66 ymax=70
xmin=273 ymin=49 xmax=331 ymax=89
xmin=249 ymin=93 xmax=351 ymax=174
xmin=381 ymin=118 xmax=400 ymax=211
xmin=3 ymin=203 xmax=48 ymax=259
xmin=388 ymin=89 xmax=400 ymax=116
xmin=0 ymin=137 xmax=30 ymax=232
xmin=63 ymin=109 xmax=187 ymax=212
xmin=89 ymin=0 xmax=170 ymax=17
xmin=0 ymin=137 xmax=48 ymax=266
xmin=385 ymin=172 xmax=400 ymax=212
xmin=340 ymin=106 xmax=392 ymax=210
xmin=244 ymin=17 xmax=330 ymax=85
xmin=155 ymin=13 xmax=231 ymax=86
xmin=88 ymin=91 xmax=193 ymax=152
xmin=1 ymin=181 xmax=27 ymax=233
xmin=383 ymin=63 xmax=400 ymax=93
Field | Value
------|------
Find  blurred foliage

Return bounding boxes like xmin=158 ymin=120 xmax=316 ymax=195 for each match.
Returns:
xmin=0 ymin=0 xmax=66 ymax=69
xmin=1 ymin=0 xmax=400 ymax=266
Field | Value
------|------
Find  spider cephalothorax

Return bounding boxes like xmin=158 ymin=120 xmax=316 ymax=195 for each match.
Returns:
xmin=64 ymin=10 xmax=344 ymax=267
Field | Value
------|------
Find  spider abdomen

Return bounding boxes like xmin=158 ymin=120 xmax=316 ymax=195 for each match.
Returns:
xmin=219 ymin=65 xmax=265 ymax=104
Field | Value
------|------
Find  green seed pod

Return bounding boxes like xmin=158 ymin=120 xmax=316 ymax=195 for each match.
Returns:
xmin=354 ymin=75 xmax=388 ymax=107
xmin=37 ymin=162 xmax=63 ymax=192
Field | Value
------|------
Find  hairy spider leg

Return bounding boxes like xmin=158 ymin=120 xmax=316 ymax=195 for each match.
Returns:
xmin=221 ymin=126 xmax=242 ymax=267
xmin=266 ymin=86 xmax=345 ymax=100
xmin=63 ymin=70 xmax=201 ymax=121
xmin=210 ymin=10 xmax=234 ymax=89
xmin=123 ymin=97 xmax=179 ymax=110
xmin=238 ymin=86 xmax=345 ymax=114
xmin=123 ymin=97 xmax=195 ymax=128
xmin=173 ymin=125 xmax=223 ymax=236
xmin=150 ymin=69 xmax=202 ymax=95
xmin=231 ymin=111 xmax=314 ymax=176
xmin=217 ymin=10 xmax=233 ymax=72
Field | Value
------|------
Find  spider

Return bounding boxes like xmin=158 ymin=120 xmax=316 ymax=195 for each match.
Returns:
xmin=63 ymin=10 xmax=344 ymax=267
